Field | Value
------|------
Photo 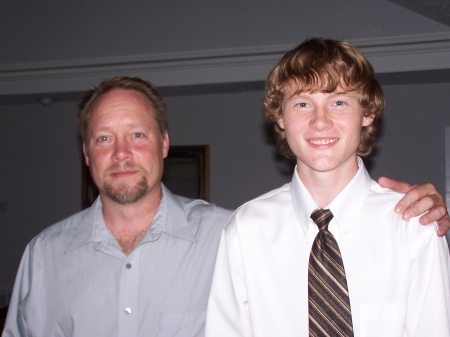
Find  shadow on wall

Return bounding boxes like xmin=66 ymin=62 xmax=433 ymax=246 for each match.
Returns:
xmin=263 ymin=120 xmax=296 ymax=179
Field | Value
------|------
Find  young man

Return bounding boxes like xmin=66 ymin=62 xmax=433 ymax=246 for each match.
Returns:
xmin=206 ymin=38 xmax=450 ymax=336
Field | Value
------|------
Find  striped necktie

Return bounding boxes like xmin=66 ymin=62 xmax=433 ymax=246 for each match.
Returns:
xmin=308 ymin=209 xmax=354 ymax=336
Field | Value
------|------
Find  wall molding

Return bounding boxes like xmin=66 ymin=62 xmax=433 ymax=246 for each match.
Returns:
xmin=2 ymin=32 xmax=450 ymax=96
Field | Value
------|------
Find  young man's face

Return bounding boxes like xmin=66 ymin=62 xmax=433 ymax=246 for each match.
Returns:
xmin=278 ymin=87 xmax=373 ymax=180
xmin=83 ymin=88 xmax=169 ymax=205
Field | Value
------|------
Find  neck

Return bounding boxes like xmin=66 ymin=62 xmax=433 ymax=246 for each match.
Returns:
xmin=100 ymin=186 xmax=162 ymax=255
xmin=297 ymin=163 xmax=358 ymax=209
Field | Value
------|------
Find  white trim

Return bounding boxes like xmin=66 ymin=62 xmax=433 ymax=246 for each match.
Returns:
xmin=2 ymin=32 xmax=450 ymax=95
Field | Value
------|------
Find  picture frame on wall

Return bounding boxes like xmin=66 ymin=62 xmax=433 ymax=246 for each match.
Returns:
xmin=162 ymin=145 xmax=210 ymax=202
xmin=82 ymin=145 xmax=210 ymax=209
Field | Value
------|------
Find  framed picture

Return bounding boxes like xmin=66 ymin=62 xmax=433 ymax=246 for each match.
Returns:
xmin=82 ymin=145 xmax=210 ymax=208
xmin=162 ymin=145 xmax=210 ymax=201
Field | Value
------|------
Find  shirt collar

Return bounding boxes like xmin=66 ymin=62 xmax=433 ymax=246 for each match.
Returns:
xmin=291 ymin=157 xmax=372 ymax=233
xmin=145 ymin=184 xmax=196 ymax=243
xmin=65 ymin=198 xmax=104 ymax=253
xmin=66 ymin=183 xmax=196 ymax=253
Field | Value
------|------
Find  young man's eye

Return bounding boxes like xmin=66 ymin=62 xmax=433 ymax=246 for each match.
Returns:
xmin=296 ymin=102 xmax=308 ymax=107
xmin=335 ymin=101 xmax=346 ymax=106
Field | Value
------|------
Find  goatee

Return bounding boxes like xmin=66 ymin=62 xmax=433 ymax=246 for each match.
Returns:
xmin=102 ymin=176 xmax=149 ymax=204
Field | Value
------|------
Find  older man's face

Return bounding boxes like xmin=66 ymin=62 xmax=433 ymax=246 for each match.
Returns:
xmin=83 ymin=88 xmax=169 ymax=204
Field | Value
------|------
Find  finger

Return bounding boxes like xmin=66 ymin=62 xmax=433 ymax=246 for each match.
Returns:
xmin=395 ymin=188 xmax=423 ymax=215
xmin=378 ymin=176 xmax=414 ymax=194
xmin=414 ymin=204 xmax=447 ymax=226
xmin=436 ymin=215 xmax=450 ymax=237
xmin=402 ymin=193 xmax=442 ymax=220
xmin=395 ymin=183 xmax=438 ymax=214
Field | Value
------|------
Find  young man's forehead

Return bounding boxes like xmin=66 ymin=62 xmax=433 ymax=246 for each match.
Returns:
xmin=282 ymin=82 xmax=356 ymax=98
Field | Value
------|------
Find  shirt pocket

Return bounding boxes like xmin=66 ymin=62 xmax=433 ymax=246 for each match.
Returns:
xmin=155 ymin=310 xmax=205 ymax=337
xmin=360 ymin=303 xmax=406 ymax=337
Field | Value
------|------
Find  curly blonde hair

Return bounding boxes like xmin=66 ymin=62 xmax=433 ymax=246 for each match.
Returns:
xmin=264 ymin=38 xmax=384 ymax=159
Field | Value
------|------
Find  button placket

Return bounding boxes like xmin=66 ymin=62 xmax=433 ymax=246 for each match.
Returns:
xmin=117 ymin=251 xmax=140 ymax=337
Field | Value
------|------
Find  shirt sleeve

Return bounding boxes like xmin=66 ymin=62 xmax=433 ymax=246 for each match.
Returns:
xmin=2 ymin=245 xmax=32 ymax=337
xmin=205 ymin=224 xmax=253 ymax=337
xmin=406 ymin=221 xmax=450 ymax=336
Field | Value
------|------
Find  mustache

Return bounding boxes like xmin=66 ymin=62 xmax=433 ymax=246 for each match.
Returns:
xmin=104 ymin=163 xmax=145 ymax=175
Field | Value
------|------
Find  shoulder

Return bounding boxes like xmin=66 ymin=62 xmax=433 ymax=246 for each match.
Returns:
xmin=367 ymin=180 xmax=440 ymax=237
xmin=368 ymin=179 xmax=404 ymax=204
xmin=173 ymin=194 xmax=233 ymax=227
xmin=234 ymin=183 xmax=291 ymax=216
xmin=225 ymin=183 xmax=292 ymax=230
xmin=28 ymin=208 xmax=90 ymax=251
xmin=363 ymin=180 xmax=407 ymax=219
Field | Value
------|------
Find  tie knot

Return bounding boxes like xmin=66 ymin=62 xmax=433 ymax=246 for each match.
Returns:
xmin=310 ymin=209 xmax=333 ymax=232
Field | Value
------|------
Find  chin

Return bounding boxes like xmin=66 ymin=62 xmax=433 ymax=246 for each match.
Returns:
xmin=103 ymin=178 xmax=149 ymax=204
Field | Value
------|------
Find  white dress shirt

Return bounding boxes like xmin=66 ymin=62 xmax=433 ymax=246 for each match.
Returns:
xmin=3 ymin=185 xmax=232 ymax=337
xmin=206 ymin=158 xmax=450 ymax=337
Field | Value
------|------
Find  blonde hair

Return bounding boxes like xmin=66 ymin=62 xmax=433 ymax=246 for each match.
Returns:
xmin=264 ymin=38 xmax=384 ymax=159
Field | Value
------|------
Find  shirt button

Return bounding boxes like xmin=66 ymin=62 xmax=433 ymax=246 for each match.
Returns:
xmin=344 ymin=230 xmax=349 ymax=235
xmin=124 ymin=307 xmax=132 ymax=314
xmin=126 ymin=263 xmax=132 ymax=269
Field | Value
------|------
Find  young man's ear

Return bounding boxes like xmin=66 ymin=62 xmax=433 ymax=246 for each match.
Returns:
xmin=363 ymin=113 xmax=375 ymax=127
xmin=277 ymin=115 xmax=285 ymax=130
